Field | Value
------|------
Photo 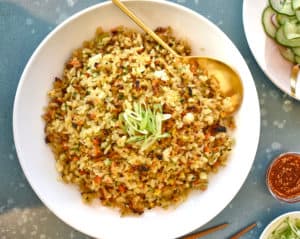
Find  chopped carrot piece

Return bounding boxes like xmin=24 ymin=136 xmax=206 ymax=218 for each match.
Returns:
xmin=94 ymin=176 xmax=101 ymax=184
xmin=205 ymin=132 xmax=211 ymax=140
xmin=91 ymin=146 xmax=101 ymax=157
xmin=72 ymin=156 xmax=79 ymax=161
xmin=88 ymin=113 xmax=96 ymax=120
xmin=62 ymin=143 xmax=68 ymax=150
xmin=76 ymin=120 xmax=84 ymax=126
xmin=204 ymin=146 xmax=210 ymax=153
xmin=189 ymin=61 xmax=198 ymax=74
xmin=69 ymin=58 xmax=81 ymax=68
xmin=118 ymin=184 xmax=126 ymax=193
xmin=93 ymin=138 xmax=100 ymax=146
xmin=79 ymin=170 xmax=86 ymax=175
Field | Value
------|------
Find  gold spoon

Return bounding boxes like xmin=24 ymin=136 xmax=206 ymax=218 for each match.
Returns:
xmin=112 ymin=0 xmax=243 ymax=114
xmin=290 ymin=64 xmax=300 ymax=97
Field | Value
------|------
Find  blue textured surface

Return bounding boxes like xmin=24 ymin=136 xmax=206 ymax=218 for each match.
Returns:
xmin=1 ymin=0 xmax=300 ymax=238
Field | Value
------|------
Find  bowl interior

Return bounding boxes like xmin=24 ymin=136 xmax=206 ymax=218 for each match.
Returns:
xmin=260 ymin=211 xmax=300 ymax=239
xmin=13 ymin=1 xmax=260 ymax=239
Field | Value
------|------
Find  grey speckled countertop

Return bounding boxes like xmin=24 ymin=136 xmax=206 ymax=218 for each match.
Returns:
xmin=1 ymin=0 xmax=300 ymax=238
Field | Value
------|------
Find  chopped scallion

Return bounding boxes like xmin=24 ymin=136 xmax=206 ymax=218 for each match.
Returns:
xmin=120 ymin=102 xmax=171 ymax=151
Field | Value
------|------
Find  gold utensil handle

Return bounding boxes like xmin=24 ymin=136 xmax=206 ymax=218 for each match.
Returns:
xmin=111 ymin=0 xmax=178 ymax=56
xmin=229 ymin=223 xmax=257 ymax=239
xmin=181 ymin=223 xmax=229 ymax=239
xmin=290 ymin=64 xmax=300 ymax=97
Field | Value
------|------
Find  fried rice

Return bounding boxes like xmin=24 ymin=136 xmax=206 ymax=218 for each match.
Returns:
xmin=43 ymin=26 xmax=235 ymax=215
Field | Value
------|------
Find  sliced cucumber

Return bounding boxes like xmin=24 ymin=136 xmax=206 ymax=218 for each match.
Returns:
xmin=263 ymin=1 xmax=300 ymax=63
xmin=269 ymin=0 xmax=295 ymax=16
xmin=277 ymin=13 xmax=297 ymax=24
xmin=293 ymin=0 xmax=300 ymax=9
xmin=292 ymin=46 xmax=300 ymax=55
xmin=279 ymin=46 xmax=300 ymax=63
xmin=283 ymin=20 xmax=300 ymax=39
xmin=279 ymin=46 xmax=296 ymax=62
xmin=276 ymin=25 xmax=300 ymax=47
xmin=295 ymin=10 xmax=300 ymax=20
xmin=295 ymin=54 xmax=300 ymax=62
xmin=263 ymin=7 xmax=278 ymax=38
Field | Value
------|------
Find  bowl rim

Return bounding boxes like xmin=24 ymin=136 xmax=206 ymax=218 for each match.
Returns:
xmin=260 ymin=211 xmax=300 ymax=239
xmin=13 ymin=1 xmax=260 ymax=239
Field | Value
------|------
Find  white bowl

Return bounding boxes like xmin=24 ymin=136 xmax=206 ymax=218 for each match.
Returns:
xmin=260 ymin=211 xmax=300 ymax=239
xmin=13 ymin=1 xmax=260 ymax=239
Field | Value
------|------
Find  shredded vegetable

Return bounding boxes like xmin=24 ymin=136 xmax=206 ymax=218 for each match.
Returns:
xmin=120 ymin=102 xmax=171 ymax=151
xmin=268 ymin=217 xmax=300 ymax=239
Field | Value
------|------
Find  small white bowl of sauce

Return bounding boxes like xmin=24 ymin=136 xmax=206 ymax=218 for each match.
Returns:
xmin=266 ymin=152 xmax=300 ymax=203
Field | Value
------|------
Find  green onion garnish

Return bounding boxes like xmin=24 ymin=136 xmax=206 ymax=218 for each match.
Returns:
xmin=120 ymin=102 xmax=171 ymax=151
xmin=268 ymin=217 xmax=300 ymax=239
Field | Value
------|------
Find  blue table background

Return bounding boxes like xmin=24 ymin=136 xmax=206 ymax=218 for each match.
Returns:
xmin=1 ymin=0 xmax=300 ymax=238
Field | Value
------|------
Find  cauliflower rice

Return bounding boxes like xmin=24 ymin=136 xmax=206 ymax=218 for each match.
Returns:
xmin=43 ymin=26 xmax=235 ymax=215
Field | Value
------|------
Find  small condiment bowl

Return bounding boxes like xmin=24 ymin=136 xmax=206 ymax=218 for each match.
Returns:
xmin=260 ymin=211 xmax=300 ymax=239
xmin=266 ymin=152 xmax=300 ymax=203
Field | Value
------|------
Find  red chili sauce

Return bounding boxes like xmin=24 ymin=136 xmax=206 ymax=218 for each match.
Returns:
xmin=267 ymin=153 xmax=300 ymax=202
